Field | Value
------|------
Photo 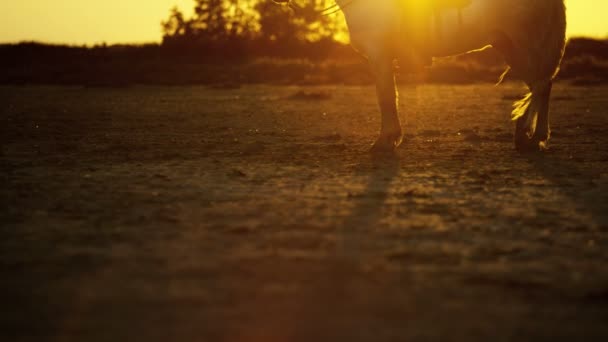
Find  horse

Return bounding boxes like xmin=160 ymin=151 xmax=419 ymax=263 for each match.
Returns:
xmin=275 ymin=0 xmax=567 ymax=152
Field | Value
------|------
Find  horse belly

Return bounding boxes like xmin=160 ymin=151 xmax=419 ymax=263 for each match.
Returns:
xmin=429 ymin=1 xmax=494 ymax=57
xmin=342 ymin=2 xmax=400 ymax=59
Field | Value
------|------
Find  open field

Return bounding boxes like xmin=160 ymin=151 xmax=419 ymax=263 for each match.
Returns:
xmin=2 ymin=83 xmax=608 ymax=341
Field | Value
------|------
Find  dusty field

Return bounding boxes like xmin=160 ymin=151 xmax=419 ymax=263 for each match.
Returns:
xmin=2 ymin=83 xmax=608 ymax=341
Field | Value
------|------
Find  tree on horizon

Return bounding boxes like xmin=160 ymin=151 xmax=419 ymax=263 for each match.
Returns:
xmin=162 ymin=0 xmax=346 ymax=44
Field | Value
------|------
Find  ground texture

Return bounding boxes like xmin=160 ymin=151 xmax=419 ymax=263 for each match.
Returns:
xmin=2 ymin=84 xmax=608 ymax=341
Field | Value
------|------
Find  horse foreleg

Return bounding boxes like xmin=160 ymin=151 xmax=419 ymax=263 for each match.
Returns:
xmin=370 ymin=56 xmax=403 ymax=153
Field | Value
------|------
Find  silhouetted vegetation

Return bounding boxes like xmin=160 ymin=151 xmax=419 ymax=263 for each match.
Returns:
xmin=0 ymin=0 xmax=607 ymax=86
xmin=160 ymin=0 xmax=342 ymax=60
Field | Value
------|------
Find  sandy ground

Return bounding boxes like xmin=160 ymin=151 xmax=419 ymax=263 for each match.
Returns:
xmin=2 ymin=83 xmax=608 ymax=341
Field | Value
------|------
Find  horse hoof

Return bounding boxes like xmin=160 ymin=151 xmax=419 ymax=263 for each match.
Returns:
xmin=371 ymin=132 xmax=403 ymax=154
xmin=370 ymin=142 xmax=395 ymax=154
xmin=515 ymin=137 xmax=549 ymax=153
xmin=537 ymin=140 xmax=550 ymax=151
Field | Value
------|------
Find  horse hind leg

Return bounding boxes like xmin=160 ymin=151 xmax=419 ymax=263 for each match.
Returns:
xmin=513 ymin=80 xmax=553 ymax=152
xmin=491 ymin=22 xmax=563 ymax=152
xmin=531 ymin=81 xmax=553 ymax=150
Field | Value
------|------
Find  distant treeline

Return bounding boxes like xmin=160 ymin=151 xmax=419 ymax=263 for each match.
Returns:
xmin=160 ymin=0 xmax=346 ymax=50
xmin=0 ymin=38 xmax=607 ymax=86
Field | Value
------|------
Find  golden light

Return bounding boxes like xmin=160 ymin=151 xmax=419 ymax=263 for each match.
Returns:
xmin=0 ymin=0 xmax=605 ymax=44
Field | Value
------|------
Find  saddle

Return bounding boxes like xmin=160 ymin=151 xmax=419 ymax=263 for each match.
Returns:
xmin=395 ymin=0 xmax=472 ymax=71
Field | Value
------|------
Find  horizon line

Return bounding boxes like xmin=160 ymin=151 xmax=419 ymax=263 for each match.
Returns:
xmin=1 ymin=34 xmax=606 ymax=48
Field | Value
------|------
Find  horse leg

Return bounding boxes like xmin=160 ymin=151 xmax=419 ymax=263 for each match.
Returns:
xmin=514 ymin=80 xmax=552 ymax=152
xmin=531 ymin=81 xmax=553 ymax=150
xmin=370 ymin=56 xmax=403 ymax=153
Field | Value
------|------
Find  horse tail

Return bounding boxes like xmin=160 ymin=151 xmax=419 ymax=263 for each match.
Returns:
xmin=512 ymin=91 xmax=532 ymax=122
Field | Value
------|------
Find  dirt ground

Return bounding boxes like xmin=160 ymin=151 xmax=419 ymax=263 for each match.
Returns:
xmin=2 ymin=83 xmax=608 ymax=341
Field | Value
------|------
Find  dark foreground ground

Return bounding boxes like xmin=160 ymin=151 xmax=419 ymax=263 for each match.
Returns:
xmin=1 ymin=83 xmax=608 ymax=341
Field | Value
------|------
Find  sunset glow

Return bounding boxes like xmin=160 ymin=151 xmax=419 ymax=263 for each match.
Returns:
xmin=0 ymin=0 xmax=606 ymax=45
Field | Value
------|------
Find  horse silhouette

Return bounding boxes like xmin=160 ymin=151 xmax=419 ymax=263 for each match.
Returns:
xmin=277 ymin=0 xmax=567 ymax=153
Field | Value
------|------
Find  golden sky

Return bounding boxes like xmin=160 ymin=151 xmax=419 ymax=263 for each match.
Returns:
xmin=0 ymin=0 xmax=605 ymax=44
